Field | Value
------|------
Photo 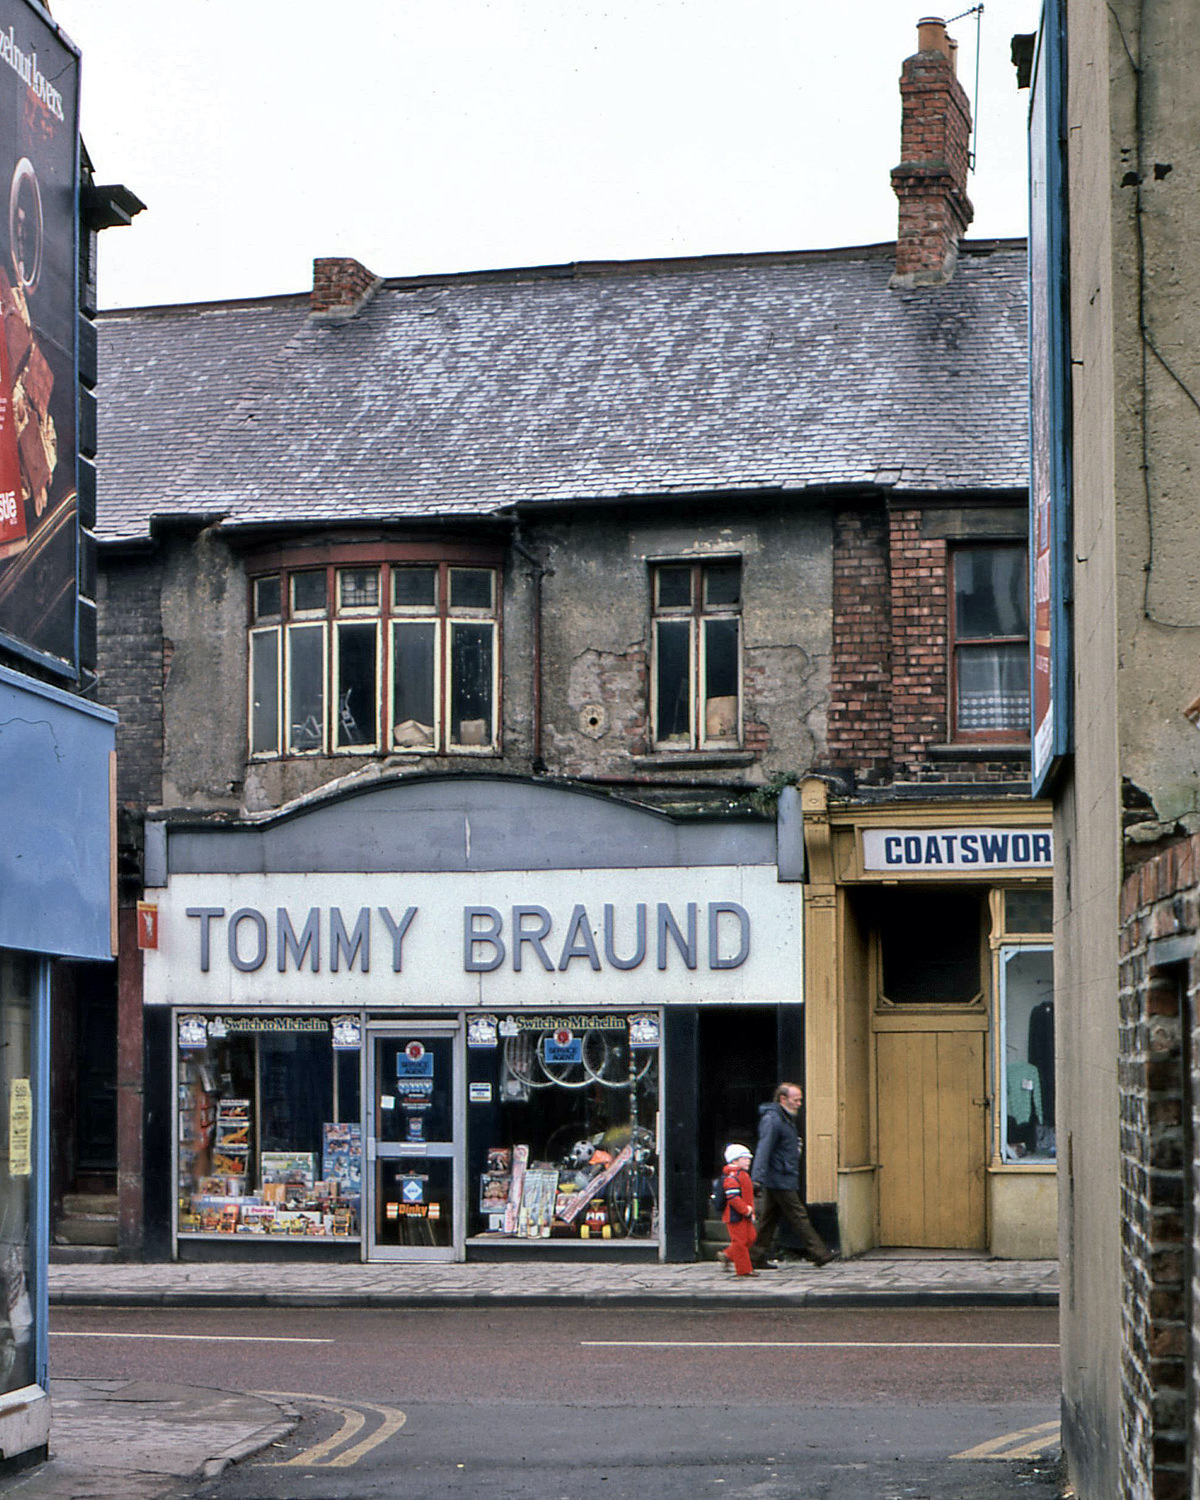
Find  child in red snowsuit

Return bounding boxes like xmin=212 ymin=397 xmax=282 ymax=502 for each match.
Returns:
xmin=719 ymin=1144 xmax=757 ymax=1277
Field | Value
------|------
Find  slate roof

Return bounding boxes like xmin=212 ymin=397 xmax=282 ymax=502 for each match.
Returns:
xmin=95 ymin=242 xmax=1028 ymax=544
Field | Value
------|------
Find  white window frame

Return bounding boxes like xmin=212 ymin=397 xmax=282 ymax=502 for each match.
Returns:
xmin=650 ymin=560 xmax=742 ymax=751
xmin=248 ymin=562 xmax=500 ymax=760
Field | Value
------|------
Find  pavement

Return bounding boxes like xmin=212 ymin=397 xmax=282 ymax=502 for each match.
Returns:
xmin=0 ymin=1250 xmax=1058 ymax=1500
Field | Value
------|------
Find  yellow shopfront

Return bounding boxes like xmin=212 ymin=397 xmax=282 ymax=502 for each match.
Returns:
xmin=801 ymin=780 xmax=1056 ymax=1259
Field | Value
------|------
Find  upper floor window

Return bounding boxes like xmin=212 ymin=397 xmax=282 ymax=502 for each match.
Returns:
xmin=249 ymin=560 xmax=499 ymax=758
xmin=651 ymin=559 xmax=741 ymax=750
xmin=950 ymin=545 xmax=1029 ymax=741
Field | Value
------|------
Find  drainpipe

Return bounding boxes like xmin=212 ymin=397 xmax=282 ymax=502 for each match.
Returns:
xmin=510 ymin=527 xmax=549 ymax=770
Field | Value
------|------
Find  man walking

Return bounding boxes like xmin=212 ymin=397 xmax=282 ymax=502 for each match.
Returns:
xmin=752 ymin=1081 xmax=833 ymax=1267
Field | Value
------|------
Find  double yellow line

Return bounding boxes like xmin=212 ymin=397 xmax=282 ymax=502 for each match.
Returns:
xmin=258 ymin=1391 xmax=407 ymax=1469
xmin=952 ymin=1420 xmax=1060 ymax=1461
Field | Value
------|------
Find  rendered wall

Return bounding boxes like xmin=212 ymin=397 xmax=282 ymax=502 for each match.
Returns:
xmin=144 ymin=505 xmax=831 ymax=818
xmin=987 ymin=1171 xmax=1056 ymax=1260
xmin=1057 ymin=0 xmax=1147 ymax=1492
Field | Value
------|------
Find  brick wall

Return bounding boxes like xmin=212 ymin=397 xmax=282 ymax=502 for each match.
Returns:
xmin=889 ymin=510 xmax=949 ymax=774
xmin=828 ymin=509 xmax=891 ymax=778
xmin=828 ymin=505 xmax=1030 ymax=788
xmin=1117 ymin=833 xmax=1200 ymax=1500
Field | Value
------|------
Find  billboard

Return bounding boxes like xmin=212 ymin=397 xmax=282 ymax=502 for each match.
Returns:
xmin=1028 ymin=0 xmax=1072 ymax=795
xmin=0 ymin=0 xmax=79 ymax=673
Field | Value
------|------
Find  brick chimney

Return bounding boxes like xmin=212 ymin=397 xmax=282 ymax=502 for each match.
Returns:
xmin=311 ymin=256 xmax=381 ymax=317
xmin=890 ymin=16 xmax=975 ymax=287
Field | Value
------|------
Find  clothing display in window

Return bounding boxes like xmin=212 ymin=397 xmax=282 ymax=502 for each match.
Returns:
xmin=1006 ymin=1060 xmax=1043 ymax=1126
xmin=1027 ymin=999 xmax=1055 ymax=1125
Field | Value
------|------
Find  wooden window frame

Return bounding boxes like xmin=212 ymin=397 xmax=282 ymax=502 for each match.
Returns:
xmin=948 ymin=544 xmax=1030 ymax=744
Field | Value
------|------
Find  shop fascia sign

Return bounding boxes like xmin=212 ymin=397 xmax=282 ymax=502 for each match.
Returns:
xmin=143 ymin=866 xmax=800 ymax=1008
xmin=862 ymin=826 xmax=1053 ymax=873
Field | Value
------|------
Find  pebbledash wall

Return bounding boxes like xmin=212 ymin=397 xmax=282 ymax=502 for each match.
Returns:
xmin=138 ymin=777 xmax=805 ymax=1262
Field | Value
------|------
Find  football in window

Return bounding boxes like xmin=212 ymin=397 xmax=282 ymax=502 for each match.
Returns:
xmin=248 ymin=560 xmax=498 ymax=757
xmin=651 ymin=559 xmax=741 ymax=749
xmin=951 ymin=545 xmax=1029 ymax=740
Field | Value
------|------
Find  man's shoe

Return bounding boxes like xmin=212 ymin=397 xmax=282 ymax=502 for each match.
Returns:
xmin=811 ymin=1252 xmax=835 ymax=1267
xmin=760 ymin=1259 xmax=780 ymax=1269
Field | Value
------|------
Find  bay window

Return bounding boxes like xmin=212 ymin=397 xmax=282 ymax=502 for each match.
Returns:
xmin=249 ymin=559 xmax=498 ymax=757
xmin=651 ymin=559 xmax=741 ymax=749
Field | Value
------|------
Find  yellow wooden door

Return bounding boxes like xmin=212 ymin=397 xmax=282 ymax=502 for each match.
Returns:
xmin=875 ymin=1028 xmax=987 ymax=1249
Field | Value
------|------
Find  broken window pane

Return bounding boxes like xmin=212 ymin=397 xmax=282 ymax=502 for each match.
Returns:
xmin=392 ymin=621 xmax=437 ymax=749
xmin=288 ymin=623 xmax=325 ymax=752
xmin=703 ymin=616 xmax=739 ymax=740
xmin=337 ymin=622 xmax=378 ymax=747
xmin=292 ymin=570 xmax=327 ymax=615
xmin=393 ymin=566 xmax=437 ymax=611
xmin=250 ymin=629 xmax=280 ymax=754
xmin=655 ymin=619 xmax=691 ymax=743
xmin=449 ymin=622 xmax=493 ymax=747
xmin=449 ymin=568 xmax=493 ymax=612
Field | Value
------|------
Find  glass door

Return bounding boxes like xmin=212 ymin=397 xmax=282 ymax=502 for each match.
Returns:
xmin=367 ymin=1026 xmax=461 ymax=1261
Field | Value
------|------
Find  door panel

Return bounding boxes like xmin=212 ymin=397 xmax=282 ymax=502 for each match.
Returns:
xmin=876 ymin=1029 xmax=986 ymax=1249
xmin=368 ymin=1030 xmax=459 ymax=1261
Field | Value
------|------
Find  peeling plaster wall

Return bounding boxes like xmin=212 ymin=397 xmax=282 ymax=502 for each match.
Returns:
xmin=151 ymin=505 xmax=831 ymax=817
xmin=531 ymin=505 xmax=831 ymax=784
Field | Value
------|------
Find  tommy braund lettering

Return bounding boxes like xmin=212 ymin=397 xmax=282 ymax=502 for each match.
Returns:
xmin=182 ymin=900 xmax=752 ymax=976
xmin=463 ymin=901 xmax=750 ymax=973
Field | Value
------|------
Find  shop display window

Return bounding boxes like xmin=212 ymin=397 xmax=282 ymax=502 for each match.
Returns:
xmin=177 ymin=1015 xmax=362 ymax=1239
xmin=465 ymin=1012 xmax=660 ymax=1243
xmin=999 ymin=946 xmax=1055 ymax=1162
xmin=0 ymin=952 xmax=36 ymax=1393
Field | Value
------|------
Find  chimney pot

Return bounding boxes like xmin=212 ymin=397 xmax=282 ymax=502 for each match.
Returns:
xmin=917 ymin=16 xmax=949 ymax=57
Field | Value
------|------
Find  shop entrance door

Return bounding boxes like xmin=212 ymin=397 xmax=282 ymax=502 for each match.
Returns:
xmin=874 ymin=1020 xmax=988 ymax=1249
xmin=367 ymin=1026 xmax=462 ymax=1261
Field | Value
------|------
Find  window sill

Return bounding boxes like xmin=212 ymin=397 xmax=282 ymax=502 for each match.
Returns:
xmin=926 ymin=742 xmax=1030 ymax=761
xmin=631 ymin=750 xmax=757 ymax=771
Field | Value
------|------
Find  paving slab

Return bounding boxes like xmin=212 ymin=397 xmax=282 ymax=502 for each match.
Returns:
xmin=48 ymin=1251 xmax=1059 ymax=1311
xmin=0 ymin=1380 xmax=295 ymax=1500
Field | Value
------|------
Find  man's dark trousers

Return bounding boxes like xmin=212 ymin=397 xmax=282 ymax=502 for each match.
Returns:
xmin=754 ymin=1188 xmax=830 ymax=1265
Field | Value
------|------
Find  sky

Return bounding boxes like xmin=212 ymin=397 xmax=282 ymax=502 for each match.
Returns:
xmin=52 ymin=0 xmax=1042 ymax=311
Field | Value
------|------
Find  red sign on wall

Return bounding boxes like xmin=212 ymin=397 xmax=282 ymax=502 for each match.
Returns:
xmin=137 ymin=902 xmax=158 ymax=950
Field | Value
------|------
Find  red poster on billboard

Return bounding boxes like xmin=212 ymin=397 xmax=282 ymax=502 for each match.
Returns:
xmin=0 ymin=1 xmax=80 ymax=670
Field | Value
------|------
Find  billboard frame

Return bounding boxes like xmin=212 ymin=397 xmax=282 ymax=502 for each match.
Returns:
xmin=0 ymin=0 xmax=81 ymax=680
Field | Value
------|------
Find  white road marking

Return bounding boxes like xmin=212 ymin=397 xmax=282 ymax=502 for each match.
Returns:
xmin=952 ymin=1420 xmax=1061 ymax=1460
xmin=580 ymin=1340 xmax=1059 ymax=1349
xmin=50 ymin=1331 xmax=332 ymax=1343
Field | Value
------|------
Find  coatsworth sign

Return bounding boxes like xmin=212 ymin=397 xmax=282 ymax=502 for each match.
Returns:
xmin=862 ymin=827 xmax=1053 ymax=873
xmin=141 ymin=866 xmax=801 ymax=1008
